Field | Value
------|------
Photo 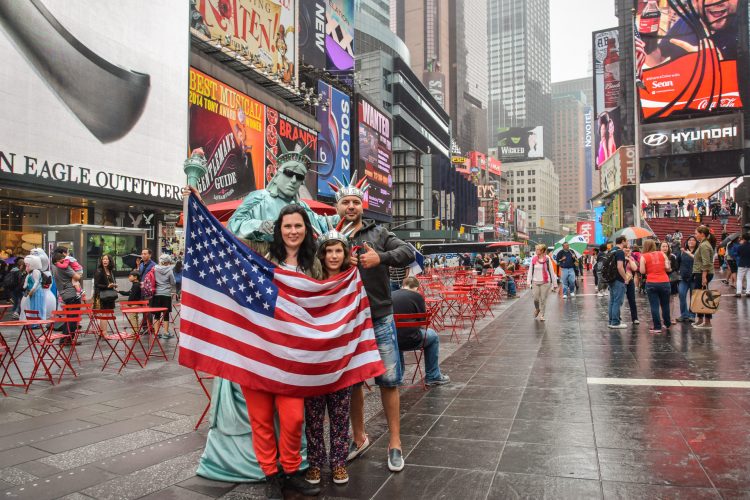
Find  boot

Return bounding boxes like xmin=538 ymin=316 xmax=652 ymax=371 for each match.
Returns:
xmin=284 ymin=469 xmax=321 ymax=496
xmin=265 ymin=474 xmax=283 ymax=500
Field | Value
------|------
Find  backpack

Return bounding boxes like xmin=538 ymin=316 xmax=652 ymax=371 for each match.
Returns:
xmin=600 ymin=251 xmax=621 ymax=283
xmin=2 ymin=270 xmax=20 ymax=291
xmin=141 ymin=268 xmax=156 ymax=299
xmin=40 ymin=271 xmax=53 ymax=288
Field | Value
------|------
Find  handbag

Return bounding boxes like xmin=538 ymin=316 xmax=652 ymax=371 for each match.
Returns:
xmin=690 ymin=288 xmax=720 ymax=315
xmin=98 ymin=273 xmax=118 ymax=302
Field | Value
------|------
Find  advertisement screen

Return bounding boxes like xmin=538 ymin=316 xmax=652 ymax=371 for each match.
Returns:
xmin=635 ymin=0 xmax=743 ymax=120
xmin=190 ymin=0 xmax=297 ymax=85
xmin=317 ymin=81 xmax=351 ymax=198
xmin=189 ymin=68 xmax=265 ymax=204
xmin=423 ymin=71 xmax=446 ymax=109
xmin=357 ymin=97 xmax=393 ymax=215
xmin=326 ymin=0 xmax=355 ymax=86
xmin=584 ymin=106 xmax=594 ymax=200
xmin=577 ymin=220 xmax=595 ymax=245
xmin=593 ymin=205 xmax=606 ymax=244
xmin=496 ymin=127 xmax=544 ymax=162
xmin=299 ymin=0 xmax=326 ymax=69
xmin=0 ymin=1 xmax=188 ymax=204
xmin=641 ymin=114 xmax=744 ymax=158
xmin=592 ymin=28 xmax=622 ymax=169
xmin=264 ymin=108 xmax=318 ymax=188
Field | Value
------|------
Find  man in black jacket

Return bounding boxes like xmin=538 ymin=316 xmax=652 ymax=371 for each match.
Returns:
xmin=334 ymin=179 xmax=414 ymax=473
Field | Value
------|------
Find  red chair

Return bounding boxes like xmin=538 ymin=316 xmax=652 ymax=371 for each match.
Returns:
xmin=0 ymin=328 xmax=25 ymax=395
xmin=25 ymin=311 xmax=79 ymax=390
xmin=92 ymin=310 xmax=147 ymax=373
xmin=62 ymin=303 xmax=99 ymax=340
xmin=394 ymin=312 xmax=431 ymax=390
xmin=194 ymin=369 xmax=214 ymax=429
xmin=119 ymin=301 xmax=149 ymax=335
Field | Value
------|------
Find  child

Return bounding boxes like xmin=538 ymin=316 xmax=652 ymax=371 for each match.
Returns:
xmin=305 ymin=225 xmax=354 ymax=486
xmin=53 ymin=246 xmax=83 ymax=273
xmin=118 ymin=270 xmax=142 ymax=301
xmin=71 ymin=273 xmax=84 ymax=301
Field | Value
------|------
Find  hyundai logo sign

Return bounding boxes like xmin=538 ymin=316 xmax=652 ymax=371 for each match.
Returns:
xmin=643 ymin=133 xmax=669 ymax=147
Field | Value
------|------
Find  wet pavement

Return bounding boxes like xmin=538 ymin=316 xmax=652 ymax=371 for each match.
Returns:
xmin=1 ymin=272 xmax=749 ymax=499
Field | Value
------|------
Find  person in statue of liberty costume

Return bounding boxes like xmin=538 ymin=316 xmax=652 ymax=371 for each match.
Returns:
xmin=196 ymin=141 xmax=336 ymax=482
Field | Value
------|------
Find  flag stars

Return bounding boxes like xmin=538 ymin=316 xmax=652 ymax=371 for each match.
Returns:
xmin=240 ymin=269 xmax=248 ymax=277
xmin=224 ymin=261 xmax=232 ymax=269
xmin=234 ymin=258 xmax=241 ymax=266
xmin=247 ymin=294 xmax=254 ymax=302
xmin=238 ymin=283 xmax=246 ymax=292
xmin=208 ymin=266 xmax=217 ymax=274
xmin=199 ymin=270 xmax=206 ymax=279
xmin=203 ymin=255 xmax=210 ymax=263
xmin=248 ymin=281 xmax=255 ymax=288
xmin=263 ymin=302 xmax=270 ymax=310
xmin=232 ymin=273 xmax=239 ymax=282
xmin=255 ymin=291 xmax=262 ymax=299
xmin=257 ymin=276 xmax=265 ymax=284
xmin=216 ymin=278 xmax=223 ymax=286
xmin=209 ymin=252 xmax=215 ymax=259
xmin=265 ymin=287 xmax=273 ymax=295
xmin=187 ymin=247 xmax=194 ymax=255
xmin=221 ymin=275 xmax=229 ymax=284
xmin=228 ymin=287 xmax=236 ymax=295
xmin=211 ymin=238 xmax=218 ymax=246
xmin=218 ymin=250 xmax=225 ymax=258
xmin=251 ymin=265 xmax=259 ymax=273
xmin=198 ymin=214 xmax=205 ymax=222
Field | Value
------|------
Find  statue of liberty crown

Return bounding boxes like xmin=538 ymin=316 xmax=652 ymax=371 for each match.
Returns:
xmin=328 ymin=171 xmax=370 ymax=202
xmin=273 ymin=140 xmax=325 ymax=170
xmin=318 ymin=219 xmax=356 ymax=247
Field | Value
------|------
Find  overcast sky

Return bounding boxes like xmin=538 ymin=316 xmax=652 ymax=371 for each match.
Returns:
xmin=550 ymin=0 xmax=619 ymax=83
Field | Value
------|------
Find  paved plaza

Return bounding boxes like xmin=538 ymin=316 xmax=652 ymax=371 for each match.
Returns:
xmin=1 ymin=274 xmax=750 ymax=499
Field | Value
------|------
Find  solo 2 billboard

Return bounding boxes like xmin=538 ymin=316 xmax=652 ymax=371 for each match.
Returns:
xmin=592 ymin=28 xmax=622 ymax=169
xmin=357 ymin=96 xmax=392 ymax=216
xmin=317 ymin=81 xmax=351 ymax=198
xmin=189 ymin=68 xmax=265 ymax=204
xmin=496 ymin=127 xmax=544 ymax=162
xmin=635 ymin=0 xmax=743 ymax=120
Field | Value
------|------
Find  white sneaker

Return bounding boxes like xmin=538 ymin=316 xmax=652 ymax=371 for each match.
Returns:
xmin=570 ymin=292 xmax=576 ymax=297
xmin=596 ymin=292 xmax=603 ymax=297
xmin=562 ymin=294 xmax=568 ymax=299
xmin=608 ymin=323 xmax=627 ymax=329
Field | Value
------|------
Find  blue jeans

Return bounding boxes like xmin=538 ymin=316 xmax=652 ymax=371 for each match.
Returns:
xmin=646 ymin=282 xmax=671 ymax=329
xmin=11 ymin=289 xmax=23 ymax=314
xmin=608 ymin=280 xmax=626 ymax=325
xmin=626 ymin=281 xmax=638 ymax=321
xmin=399 ymin=328 xmax=442 ymax=382
xmin=678 ymin=278 xmax=695 ymax=320
xmin=372 ymin=315 xmax=402 ymax=388
xmin=561 ymin=268 xmax=576 ymax=295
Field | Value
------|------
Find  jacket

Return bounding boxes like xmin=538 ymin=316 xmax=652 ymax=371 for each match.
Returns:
xmin=154 ymin=265 xmax=176 ymax=297
xmin=692 ymin=240 xmax=714 ymax=274
xmin=118 ymin=281 xmax=142 ymax=301
xmin=93 ymin=268 xmax=115 ymax=297
xmin=138 ymin=259 xmax=156 ymax=281
xmin=736 ymin=241 xmax=750 ymax=268
xmin=349 ymin=220 xmax=415 ymax=320
xmin=555 ymin=249 xmax=577 ymax=269
xmin=526 ymin=255 xmax=556 ymax=286
xmin=678 ymin=250 xmax=694 ymax=280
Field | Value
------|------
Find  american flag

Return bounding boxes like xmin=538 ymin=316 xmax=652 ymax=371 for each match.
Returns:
xmin=178 ymin=194 xmax=385 ymax=397
xmin=634 ymin=28 xmax=646 ymax=79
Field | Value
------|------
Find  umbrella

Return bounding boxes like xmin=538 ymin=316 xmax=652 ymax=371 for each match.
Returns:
xmin=2 ymin=257 xmax=17 ymax=265
xmin=610 ymin=227 xmax=654 ymax=241
xmin=551 ymin=235 xmax=588 ymax=258
xmin=719 ymin=232 xmax=740 ymax=247
xmin=121 ymin=254 xmax=141 ymax=270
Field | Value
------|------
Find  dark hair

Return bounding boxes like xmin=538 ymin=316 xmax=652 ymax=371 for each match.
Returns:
xmin=684 ymin=236 xmax=698 ymax=250
xmin=53 ymin=245 xmax=68 ymax=255
xmin=142 ymin=248 xmax=152 ymax=255
xmin=695 ymin=225 xmax=710 ymax=238
xmin=741 ymin=234 xmax=750 ymax=242
xmin=615 ymin=236 xmax=627 ymax=245
xmin=128 ymin=270 xmax=140 ymax=279
xmin=599 ymin=243 xmax=608 ymax=252
xmin=97 ymin=253 xmax=115 ymax=272
xmin=51 ymin=252 xmax=65 ymax=264
xmin=270 ymin=205 xmax=316 ymax=272
xmin=317 ymin=239 xmax=351 ymax=278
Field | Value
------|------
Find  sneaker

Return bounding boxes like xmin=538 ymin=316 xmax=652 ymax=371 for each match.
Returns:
xmin=736 ymin=293 xmax=742 ymax=298
xmin=648 ymin=328 xmax=661 ymax=334
xmin=332 ymin=466 xmax=349 ymax=485
xmin=695 ymin=323 xmax=713 ymax=329
xmin=596 ymin=292 xmax=603 ymax=297
xmin=264 ymin=474 xmax=283 ymax=500
xmin=563 ymin=294 xmax=568 ymax=299
xmin=539 ymin=315 xmax=545 ymax=321
xmin=284 ymin=470 xmax=321 ymax=496
xmin=387 ymin=447 xmax=404 ymax=472
xmin=633 ymin=319 xmax=640 ymax=325
xmin=570 ymin=292 xmax=576 ymax=297
xmin=608 ymin=323 xmax=627 ymax=329
xmin=304 ymin=466 xmax=321 ymax=485
xmin=534 ymin=308 xmax=540 ymax=318
xmin=347 ymin=435 xmax=370 ymax=461
xmin=426 ymin=374 xmax=450 ymax=386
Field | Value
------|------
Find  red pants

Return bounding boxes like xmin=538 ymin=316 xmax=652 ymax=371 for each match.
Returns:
xmin=242 ymin=388 xmax=304 ymax=476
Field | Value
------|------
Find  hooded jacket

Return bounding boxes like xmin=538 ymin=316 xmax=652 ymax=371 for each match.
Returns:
xmin=154 ymin=264 xmax=176 ymax=297
xmin=348 ymin=220 xmax=415 ymax=320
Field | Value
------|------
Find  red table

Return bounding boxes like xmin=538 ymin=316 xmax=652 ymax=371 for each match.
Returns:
xmin=0 ymin=304 xmax=12 ymax=321
xmin=0 ymin=319 xmax=56 ymax=390
xmin=121 ymin=307 xmax=169 ymax=365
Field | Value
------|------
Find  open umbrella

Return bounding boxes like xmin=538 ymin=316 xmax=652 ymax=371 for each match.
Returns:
xmin=121 ymin=254 xmax=141 ymax=270
xmin=610 ymin=226 xmax=654 ymax=241
xmin=551 ymin=235 xmax=588 ymax=258
xmin=719 ymin=232 xmax=740 ymax=247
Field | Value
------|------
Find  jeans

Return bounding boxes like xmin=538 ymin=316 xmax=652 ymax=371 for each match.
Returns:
xmin=737 ymin=267 xmax=750 ymax=294
xmin=62 ymin=295 xmax=81 ymax=334
xmin=626 ymin=281 xmax=638 ymax=321
xmin=372 ymin=315 xmax=402 ymax=387
xmin=561 ymin=268 xmax=576 ymax=295
xmin=646 ymin=282 xmax=671 ymax=329
xmin=608 ymin=280 xmax=626 ymax=325
xmin=11 ymin=290 xmax=23 ymax=314
xmin=399 ymin=328 xmax=442 ymax=382
xmin=678 ymin=278 xmax=695 ymax=319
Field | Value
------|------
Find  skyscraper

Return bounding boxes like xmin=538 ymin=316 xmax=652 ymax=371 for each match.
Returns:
xmin=551 ymin=87 xmax=588 ymax=217
xmin=487 ymin=0 xmax=551 ymax=150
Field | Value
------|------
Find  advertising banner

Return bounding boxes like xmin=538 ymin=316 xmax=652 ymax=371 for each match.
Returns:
xmin=0 ymin=1 xmax=188 ymax=204
xmin=191 ymin=0 xmax=297 ymax=85
xmin=189 ymin=68 xmax=265 ymax=204
xmin=640 ymin=114 xmax=743 ymax=158
xmin=357 ymin=96 xmax=392 ymax=215
xmin=600 ymin=146 xmax=636 ymax=193
xmin=264 ymin=108 xmax=318 ymax=187
xmin=298 ymin=0 xmax=326 ymax=69
xmin=326 ymin=0 xmax=355 ymax=87
xmin=496 ymin=127 xmax=544 ymax=162
xmin=584 ymin=106 xmax=594 ymax=200
xmin=317 ymin=81 xmax=352 ymax=198
xmin=635 ymin=0 xmax=743 ymax=121
xmin=515 ymin=209 xmax=528 ymax=236
xmin=592 ymin=28 xmax=622 ymax=169
xmin=593 ymin=205 xmax=606 ymax=244
xmin=577 ymin=220 xmax=595 ymax=245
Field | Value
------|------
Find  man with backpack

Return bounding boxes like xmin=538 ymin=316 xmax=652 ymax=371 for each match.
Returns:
xmin=4 ymin=259 xmax=26 ymax=319
xmin=604 ymin=236 xmax=630 ymax=328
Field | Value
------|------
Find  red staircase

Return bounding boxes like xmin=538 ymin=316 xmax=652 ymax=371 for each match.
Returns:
xmin=646 ymin=216 xmax=742 ymax=242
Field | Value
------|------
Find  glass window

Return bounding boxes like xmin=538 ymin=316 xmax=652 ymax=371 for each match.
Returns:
xmin=85 ymin=233 xmax=143 ymax=278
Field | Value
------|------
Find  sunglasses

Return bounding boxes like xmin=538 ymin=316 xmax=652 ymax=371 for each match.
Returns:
xmin=282 ymin=169 xmax=306 ymax=182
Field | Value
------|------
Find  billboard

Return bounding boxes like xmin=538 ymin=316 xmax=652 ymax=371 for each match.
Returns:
xmin=640 ymin=114 xmax=743 ymax=158
xmin=298 ymin=0 xmax=326 ymax=69
xmin=635 ymin=0 xmax=743 ymax=121
xmin=189 ymin=68 xmax=265 ymax=204
xmin=326 ymin=0 xmax=355 ymax=86
xmin=423 ymin=71 xmax=446 ymax=109
xmin=317 ymin=81 xmax=352 ymax=198
xmin=0 ymin=1 xmax=188 ymax=203
xmin=357 ymin=96 xmax=393 ymax=215
xmin=592 ymin=28 xmax=622 ymax=169
xmin=593 ymin=205 xmax=606 ymax=244
xmin=577 ymin=220 xmax=595 ymax=245
xmin=600 ymin=146 xmax=636 ymax=193
xmin=584 ymin=106 xmax=594 ymax=200
xmin=515 ymin=209 xmax=528 ymax=236
xmin=496 ymin=127 xmax=544 ymax=162
xmin=191 ymin=0 xmax=296 ymax=84
xmin=264 ymin=108 xmax=318 ymax=187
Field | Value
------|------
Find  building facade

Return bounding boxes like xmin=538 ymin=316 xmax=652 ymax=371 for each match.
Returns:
xmin=551 ymin=87 xmax=588 ymax=217
xmin=504 ymin=159 xmax=560 ymax=235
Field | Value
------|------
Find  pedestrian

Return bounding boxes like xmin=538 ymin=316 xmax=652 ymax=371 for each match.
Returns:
xmin=555 ymin=242 xmax=578 ymax=298
xmin=93 ymin=254 xmax=118 ymax=333
xmin=607 ymin=236 xmax=629 ymax=329
xmin=526 ymin=244 xmax=557 ymax=321
xmin=5 ymin=259 xmax=26 ymax=318
xmin=693 ymin=225 xmax=716 ymax=329
xmin=118 ymin=270 xmax=142 ymax=301
xmin=595 ymin=244 xmax=609 ymax=297
xmin=152 ymin=254 xmax=176 ymax=339
xmin=665 ymin=201 xmax=672 ymax=218
xmin=654 ymin=201 xmax=661 ymax=217
xmin=138 ymin=248 xmax=156 ymax=281
xmin=678 ymin=198 xmax=685 ymax=217
xmin=304 ymin=226 xmax=355 ymax=486
xmin=662 ymin=241 xmax=680 ymax=323
xmin=640 ymin=239 xmax=672 ymax=333
xmin=724 ymin=240 xmax=737 ymax=286
xmin=623 ymin=246 xmax=640 ymax=325
xmin=687 ymin=200 xmax=695 ymax=219
xmin=719 ymin=206 xmax=730 ymax=229
xmin=173 ymin=257 xmax=183 ymax=301
xmin=677 ymin=236 xmax=698 ymax=322
xmin=734 ymin=234 xmax=750 ymax=297
xmin=335 ymin=179 xmax=414 ymax=473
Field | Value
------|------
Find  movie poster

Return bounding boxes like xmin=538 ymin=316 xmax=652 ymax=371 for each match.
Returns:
xmin=357 ymin=97 xmax=392 ymax=216
xmin=264 ymin=108 xmax=318 ymax=187
xmin=190 ymin=0 xmax=297 ymax=84
xmin=317 ymin=81 xmax=351 ymax=198
xmin=635 ymin=0 xmax=743 ymax=121
xmin=592 ymin=28 xmax=622 ymax=169
xmin=496 ymin=127 xmax=544 ymax=162
xmin=326 ymin=0 xmax=355 ymax=87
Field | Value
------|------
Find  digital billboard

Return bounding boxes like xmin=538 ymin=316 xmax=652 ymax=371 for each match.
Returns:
xmin=326 ymin=0 xmax=355 ymax=87
xmin=496 ymin=127 xmax=544 ymax=162
xmin=357 ymin=96 xmax=392 ymax=216
xmin=592 ymin=28 xmax=622 ymax=169
xmin=189 ymin=68 xmax=266 ymax=204
xmin=635 ymin=0 xmax=743 ymax=120
xmin=264 ymin=108 xmax=318 ymax=187
xmin=190 ymin=0 xmax=297 ymax=85
xmin=640 ymin=114 xmax=744 ymax=158
xmin=299 ymin=0 xmax=326 ymax=69
xmin=317 ymin=81 xmax=352 ymax=198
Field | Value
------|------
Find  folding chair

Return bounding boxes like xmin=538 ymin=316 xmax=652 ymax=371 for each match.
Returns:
xmin=92 ymin=310 xmax=147 ymax=373
xmin=394 ymin=312 xmax=430 ymax=390
xmin=26 ymin=312 xmax=78 ymax=390
xmin=0 ymin=329 xmax=25 ymax=395
xmin=48 ymin=309 xmax=84 ymax=368
xmin=194 ymin=369 xmax=214 ymax=429
xmin=62 ymin=303 xmax=99 ymax=340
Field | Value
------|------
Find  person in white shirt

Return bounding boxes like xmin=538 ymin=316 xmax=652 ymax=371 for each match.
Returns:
xmin=526 ymin=244 xmax=558 ymax=321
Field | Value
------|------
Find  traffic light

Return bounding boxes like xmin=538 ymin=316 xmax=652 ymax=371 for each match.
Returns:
xmin=435 ymin=219 xmax=441 ymax=230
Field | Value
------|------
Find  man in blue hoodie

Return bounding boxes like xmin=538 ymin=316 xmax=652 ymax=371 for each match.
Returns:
xmin=733 ymin=234 xmax=750 ymax=297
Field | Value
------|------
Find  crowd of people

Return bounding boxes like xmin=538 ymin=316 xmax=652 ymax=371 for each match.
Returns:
xmin=642 ymin=196 xmax=740 ymax=225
